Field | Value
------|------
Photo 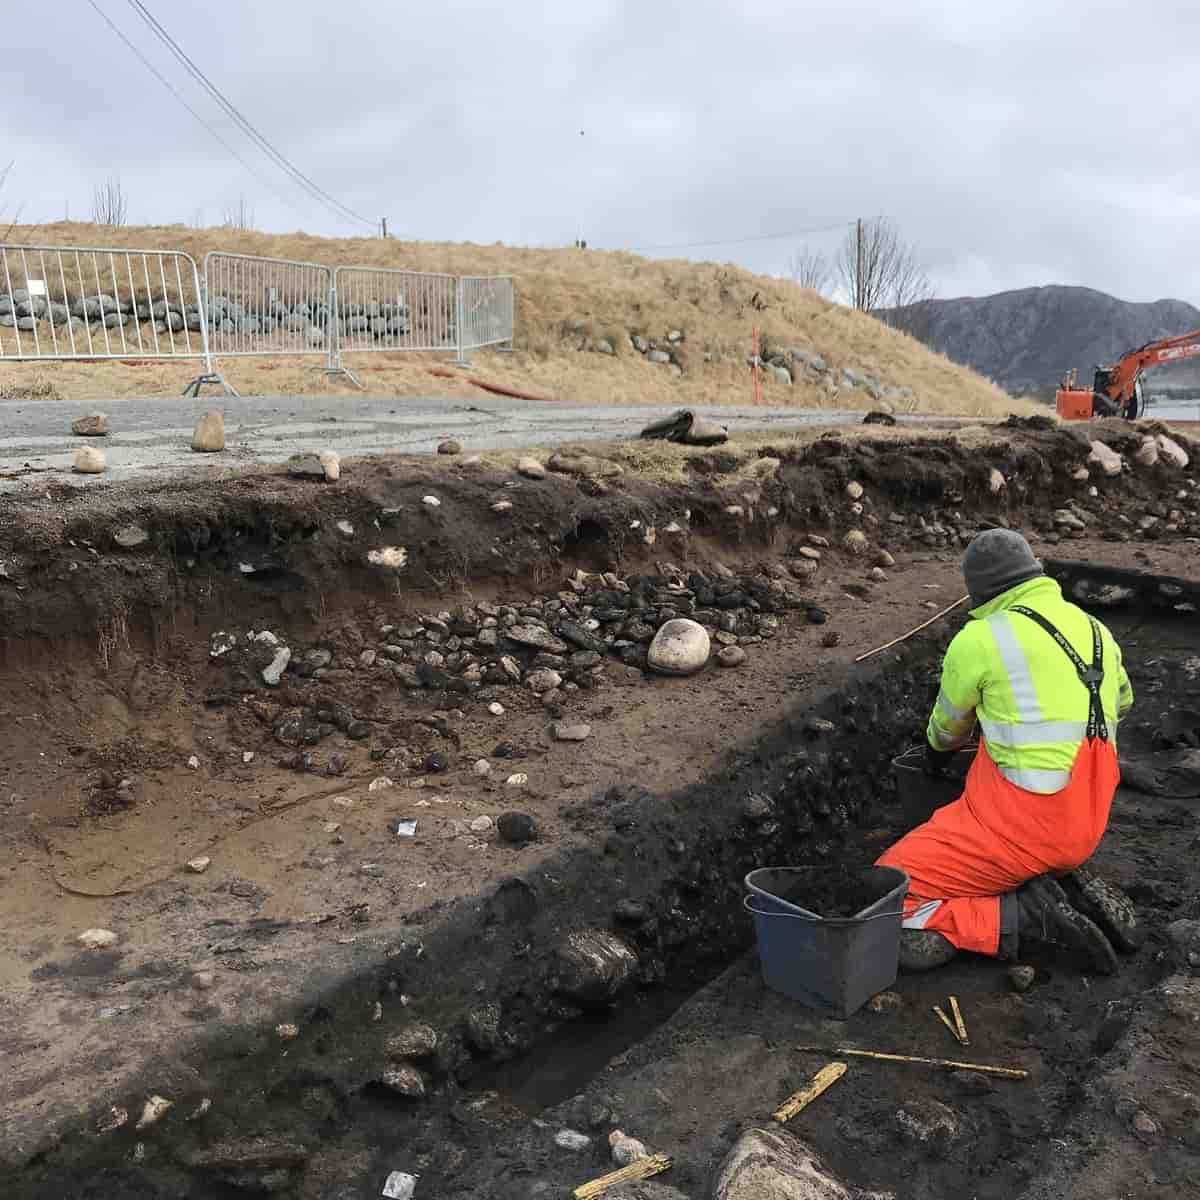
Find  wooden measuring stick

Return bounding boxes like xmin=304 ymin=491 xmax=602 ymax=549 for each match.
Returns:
xmin=797 ymin=1045 xmax=1028 ymax=1080
xmin=772 ymin=1062 xmax=848 ymax=1122
xmin=949 ymin=995 xmax=969 ymax=1045
xmin=573 ymin=1155 xmax=672 ymax=1200
xmin=854 ymin=595 xmax=970 ymax=663
xmin=931 ymin=1005 xmax=962 ymax=1044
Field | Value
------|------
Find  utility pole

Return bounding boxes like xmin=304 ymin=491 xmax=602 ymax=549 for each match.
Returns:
xmin=380 ymin=217 xmax=388 ymax=239
xmin=854 ymin=217 xmax=863 ymax=310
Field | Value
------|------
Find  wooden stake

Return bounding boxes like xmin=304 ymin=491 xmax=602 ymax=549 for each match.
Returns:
xmin=772 ymin=1062 xmax=847 ymax=1122
xmin=949 ymin=995 xmax=969 ymax=1045
xmin=796 ymin=1046 xmax=1028 ymax=1080
xmin=854 ymin=595 xmax=970 ymax=663
xmin=573 ymin=1155 xmax=673 ymax=1199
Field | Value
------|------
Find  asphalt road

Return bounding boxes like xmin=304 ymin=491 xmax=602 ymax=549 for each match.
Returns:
xmin=0 ymin=394 xmax=901 ymax=488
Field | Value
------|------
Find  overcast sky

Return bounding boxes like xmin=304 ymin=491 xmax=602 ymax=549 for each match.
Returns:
xmin=4 ymin=1 xmax=1198 ymax=304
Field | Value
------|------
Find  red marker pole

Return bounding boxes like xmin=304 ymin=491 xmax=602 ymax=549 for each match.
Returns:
xmin=752 ymin=327 xmax=761 ymax=406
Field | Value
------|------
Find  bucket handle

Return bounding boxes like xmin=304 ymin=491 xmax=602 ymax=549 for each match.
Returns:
xmin=743 ymin=894 xmax=903 ymax=924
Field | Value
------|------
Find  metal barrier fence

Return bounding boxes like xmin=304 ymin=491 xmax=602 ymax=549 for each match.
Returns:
xmin=332 ymin=265 xmax=458 ymax=356
xmin=0 ymin=243 xmax=514 ymax=393
xmin=458 ymin=274 xmax=514 ymax=353
xmin=203 ymin=251 xmax=332 ymax=360
xmin=0 ymin=244 xmax=210 ymax=364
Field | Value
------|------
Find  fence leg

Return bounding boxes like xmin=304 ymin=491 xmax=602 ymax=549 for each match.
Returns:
xmin=183 ymin=269 xmax=238 ymax=396
xmin=452 ymin=278 xmax=469 ymax=366
xmin=318 ymin=269 xmax=365 ymax=388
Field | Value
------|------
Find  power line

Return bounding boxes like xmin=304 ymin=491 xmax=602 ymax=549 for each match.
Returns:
xmin=122 ymin=0 xmax=376 ymax=231
xmin=86 ymin=0 xmax=291 ymax=210
xmin=621 ymin=219 xmax=857 ymax=254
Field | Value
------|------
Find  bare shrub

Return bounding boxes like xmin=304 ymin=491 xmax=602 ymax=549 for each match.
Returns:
xmin=91 ymin=178 xmax=128 ymax=227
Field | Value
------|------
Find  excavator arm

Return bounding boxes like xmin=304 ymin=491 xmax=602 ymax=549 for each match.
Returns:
xmin=1057 ymin=328 xmax=1200 ymax=420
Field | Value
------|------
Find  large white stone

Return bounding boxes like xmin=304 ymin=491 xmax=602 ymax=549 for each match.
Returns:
xmin=1088 ymin=440 xmax=1123 ymax=478
xmin=74 ymin=446 xmax=107 ymax=474
xmin=1134 ymin=437 xmax=1159 ymax=468
xmin=646 ymin=618 xmax=711 ymax=676
xmin=1157 ymin=434 xmax=1190 ymax=469
xmin=191 ymin=409 xmax=225 ymax=452
xmin=713 ymin=1128 xmax=852 ymax=1200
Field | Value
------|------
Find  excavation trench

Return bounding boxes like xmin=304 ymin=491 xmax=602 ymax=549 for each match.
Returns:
xmin=9 ymin=608 xmax=951 ymax=1199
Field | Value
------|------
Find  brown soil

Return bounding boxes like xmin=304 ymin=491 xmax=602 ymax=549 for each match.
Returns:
xmin=767 ymin=867 xmax=896 ymax=919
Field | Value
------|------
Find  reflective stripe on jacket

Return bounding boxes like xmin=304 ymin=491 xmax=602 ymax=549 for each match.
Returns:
xmin=926 ymin=576 xmax=1133 ymax=793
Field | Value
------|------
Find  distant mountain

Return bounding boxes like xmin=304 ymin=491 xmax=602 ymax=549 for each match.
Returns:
xmin=900 ymin=285 xmax=1200 ymax=400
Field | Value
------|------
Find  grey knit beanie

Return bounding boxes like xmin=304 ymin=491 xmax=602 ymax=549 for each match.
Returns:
xmin=961 ymin=529 xmax=1043 ymax=606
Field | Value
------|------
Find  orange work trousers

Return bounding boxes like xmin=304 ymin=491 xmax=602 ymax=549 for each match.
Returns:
xmin=876 ymin=738 xmax=1119 ymax=956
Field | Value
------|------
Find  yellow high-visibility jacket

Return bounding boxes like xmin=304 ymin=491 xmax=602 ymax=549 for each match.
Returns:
xmin=927 ymin=576 xmax=1134 ymax=793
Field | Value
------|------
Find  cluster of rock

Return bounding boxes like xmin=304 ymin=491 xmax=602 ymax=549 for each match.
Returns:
xmin=205 ymin=295 xmax=413 ymax=346
xmin=0 ymin=287 xmax=415 ymax=347
xmin=0 ymin=288 xmax=198 ymax=338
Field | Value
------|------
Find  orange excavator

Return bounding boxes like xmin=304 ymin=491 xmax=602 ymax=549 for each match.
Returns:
xmin=1055 ymin=328 xmax=1200 ymax=420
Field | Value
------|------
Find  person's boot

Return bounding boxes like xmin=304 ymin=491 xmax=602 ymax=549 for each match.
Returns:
xmin=1058 ymin=867 xmax=1143 ymax=954
xmin=898 ymin=930 xmax=958 ymax=972
xmin=1017 ymin=877 xmax=1119 ymax=975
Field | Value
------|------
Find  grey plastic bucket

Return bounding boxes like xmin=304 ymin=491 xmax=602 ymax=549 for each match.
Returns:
xmin=743 ymin=865 xmax=908 ymax=1019
xmin=891 ymin=745 xmax=975 ymax=828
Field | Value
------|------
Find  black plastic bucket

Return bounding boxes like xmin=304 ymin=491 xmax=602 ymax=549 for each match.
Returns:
xmin=891 ymin=745 xmax=975 ymax=828
xmin=744 ymin=865 xmax=908 ymax=1019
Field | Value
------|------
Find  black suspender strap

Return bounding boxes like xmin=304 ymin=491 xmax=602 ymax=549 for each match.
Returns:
xmin=1009 ymin=605 xmax=1108 ymax=742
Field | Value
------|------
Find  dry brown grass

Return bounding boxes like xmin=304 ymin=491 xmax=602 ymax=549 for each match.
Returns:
xmin=0 ymin=221 xmax=1033 ymax=416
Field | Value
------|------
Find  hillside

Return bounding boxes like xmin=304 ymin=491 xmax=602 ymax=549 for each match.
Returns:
xmin=906 ymin=284 xmax=1200 ymax=400
xmin=0 ymin=221 xmax=1025 ymax=415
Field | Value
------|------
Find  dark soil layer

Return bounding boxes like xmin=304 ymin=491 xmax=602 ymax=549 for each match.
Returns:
xmin=770 ymin=866 xmax=895 ymax=918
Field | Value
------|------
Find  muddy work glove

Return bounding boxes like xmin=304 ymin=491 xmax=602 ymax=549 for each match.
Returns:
xmin=924 ymin=743 xmax=956 ymax=776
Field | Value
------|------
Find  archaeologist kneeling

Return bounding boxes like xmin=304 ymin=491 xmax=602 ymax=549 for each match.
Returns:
xmin=877 ymin=529 xmax=1140 ymax=974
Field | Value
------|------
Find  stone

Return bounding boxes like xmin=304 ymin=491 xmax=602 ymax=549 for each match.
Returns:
xmin=872 ymin=548 xmax=895 ymax=568
xmin=505 ymin=773 xmax=528 ymax=787
xmin=191 ymin=410 xmax=226 ymax=452
xmin=192 ymin=971 xmax=216 ymax=991
xmin=713 ymin=1127 xmax=851 ymax=1200
xmin=609 ymin=1131 xmax=649 ymax=1166
xmin=866 ymin=990 xmax=904 ymax=1013
xmin=1165 ymin=919 xmax=1200 ymax=964
xmin=868 ymin=567 xmax=887 ymax=582
xmin=553 ymin=722 xmax=592 ymax=741
xmin=527 ymin=669 xmax=563 ymax=694
xmin=555 ymin=930 xmax=638 ymax=1007
xmin=369 ymin=777 xmax=395 ymax=792
xmin=646 ymin=618 xmax=711 ymax=676
xmin=276 ymin=1023 xmax=300 ymax=1040
xmin=78 ymin=928 xmax=119 ymax=950
xmin=554 ymin=1129 xmax=592 ymax=1152
xmin=473 ymin=759 xmax=492 ymax=777
xmin=488 ymin=702 xmax=505 ymax=716
xmin=895 ymin=1098 xmax=962 ymax=1151
xmin=1008 ymin=964 xmax=1035 ymax=992
xmin=469 ymin=815 xmax=494 ymax=834
xmin=113 ymin=523 xmax=150 ymax=548
xmin=547 ymin=449 xmax=624 ymax=478
xmin=647 ymin=349 xmax=671 ymax=364
xmin=718 ymin=645 xmax=747 ymax=667
xmin=386 ymin=1023 xmax=439 ymax=1060
xmin=770 ymin=364 xmax=792 ymax=385
xmin=261 ymin=647 xmax=292 ymax=687
xmin=368 ymin=547 xmax=408 ymax=570
xmin=516 ymin=456 xmax=546 ymax=479
xmin=1088 ymin=440 xmax=1123 ymax=478
xmin=845 ymin=481 xmax=864 ymax=500
xmin=318 ymin=450 xmax=341 ymax=481
xmin=506 ymin=624 xmax=569 ymax=653
xmin=1134 ymin=437 xmax=1159 ymax=468
xmin=74 ymin=446 xmax=107 ymax=474
xmin=465 ymin=1003 xmax=502 ymax=1052
xmin=187 ymin=856 xmax=211 ymax=874
xmin=806 ymin=607 xmax=829 ymax=625
xmin=1131 ymin=1110 xmax=1160 ymax=1142
xmin=437 ymin=439 xmax=462 ymax=455
xmin=497 ymin=812 xmax=538 ymax=844
xmin=821 ymin=631 xmax=841 ymax=648
xmin=1157 ymin=434 xmax=1189 ymax=468
xmin=287 ymin=451 xmax=340 ymax=481
xmin=843 ymin=530 xmax=868 ymax=555
xmin=381 ymin=1066 xmax=426 ymax=1098
xmin=135 ymin=1095 xmax=174 ymax=1130
xmin=422 ymin=494 xmax=441 ymax=509
xmin=491 ymin=499 xmax=513 ymax=514
xmin=798 ymin=546 xmax=821 ymax=561
xmin=71 ymin=412 xmax=110 ymax=437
